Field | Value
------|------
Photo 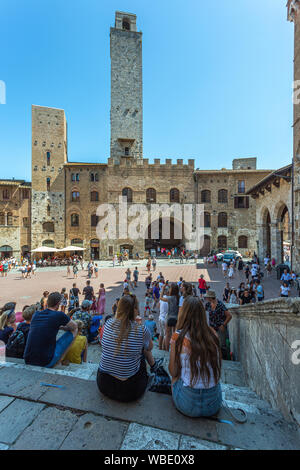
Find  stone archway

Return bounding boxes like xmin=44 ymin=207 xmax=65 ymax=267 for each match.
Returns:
xmin=273 ymin=204 xmax=290 ymax=264
xmin=258 ymin=207 xmax=272 ymax=261
xmin=144 ymin=217 xmax=186 ymax=254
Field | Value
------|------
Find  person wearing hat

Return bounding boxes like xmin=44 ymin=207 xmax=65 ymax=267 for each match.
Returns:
xmin=24 ymin=292 xmax=78 ymax=368
xmin=72 ymin=300 xmax=93 ymax=340
xmin=204 ymin=290 xmax=232 ymax=357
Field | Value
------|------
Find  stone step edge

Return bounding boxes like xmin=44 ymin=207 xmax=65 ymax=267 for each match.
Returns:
xmin=0 ymin=392 xmax=242 ymax=451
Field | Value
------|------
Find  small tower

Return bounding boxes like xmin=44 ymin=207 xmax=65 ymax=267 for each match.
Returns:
xmin=31 ymin=105 xmax=68 ymax=249
xmin=110 ymin=11 xmax=143 ymax=163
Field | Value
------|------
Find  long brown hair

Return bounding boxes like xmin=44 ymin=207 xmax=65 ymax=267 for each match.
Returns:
xmin=174 ymin=296 xmax=221 ymax=387
xmin=112 ymin=295 xmax=139 ymax=355
xmin=169 ymin=283 xmax=179 ymax=304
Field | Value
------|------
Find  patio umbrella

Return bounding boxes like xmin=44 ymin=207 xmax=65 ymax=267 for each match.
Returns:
xmin=57 ymin=246 xmax=85 ymax=252
xmin=31 ymin=246 xmax=58 ymax=253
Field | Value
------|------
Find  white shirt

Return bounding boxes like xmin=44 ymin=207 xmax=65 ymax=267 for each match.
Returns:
xmin=222 ymin=263 xmax=228 ymax=271
xmin=280 ymin=286 xmax=290 ymax=296
xmin=159 ymin=298 xmax=168 ymax=321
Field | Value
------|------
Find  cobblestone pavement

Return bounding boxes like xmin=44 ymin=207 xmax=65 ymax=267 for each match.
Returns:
xmin=0 ymin=259 xmax=297 ymax=312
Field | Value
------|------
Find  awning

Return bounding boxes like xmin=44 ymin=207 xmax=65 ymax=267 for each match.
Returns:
xmin=31 ymin=246 xmax=58 ymax=253
xmin=57 ymin=246 xmax=85 ymax=252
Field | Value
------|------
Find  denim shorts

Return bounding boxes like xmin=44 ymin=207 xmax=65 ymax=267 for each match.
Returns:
xmin=172 ymin=378 xmax=222 ymax=418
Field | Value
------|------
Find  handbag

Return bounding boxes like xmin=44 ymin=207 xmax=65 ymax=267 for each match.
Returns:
xmin=148 ymin=364 xmax=172 ymax=395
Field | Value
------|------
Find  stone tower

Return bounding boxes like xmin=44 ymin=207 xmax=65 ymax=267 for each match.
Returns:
xmin=110 ymin=11 xmax=143 ymax=163
xmin=31 ymin=105 xmax=68 ymax=249
xmin=288 ymin=1 xmax=300 ymax=271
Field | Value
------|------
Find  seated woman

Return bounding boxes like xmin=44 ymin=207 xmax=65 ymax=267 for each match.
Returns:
xmin=169 ymin=296 xmax=222 ymax=418
xmin=97 ymin=294 xmax=159 ymax=403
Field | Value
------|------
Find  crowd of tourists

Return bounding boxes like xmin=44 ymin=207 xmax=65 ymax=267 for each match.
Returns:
xmin=0 ymin=249 xmax=296 ymax=420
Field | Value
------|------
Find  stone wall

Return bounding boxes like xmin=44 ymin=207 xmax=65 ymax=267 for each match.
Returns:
xmin=228 ymin=298 xmax=300 ymax=425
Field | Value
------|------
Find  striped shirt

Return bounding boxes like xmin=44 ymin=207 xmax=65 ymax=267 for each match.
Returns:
xmin=99 ymin=318 xmax=151 ymax=379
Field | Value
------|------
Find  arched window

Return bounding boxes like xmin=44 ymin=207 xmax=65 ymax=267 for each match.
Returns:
xmin=71 ymin=239 xmax=83 ymax=247
xmin=218 ymin=236 xmax=227 ymax=250
xmin=90 ymin=173 xmax=99 ymax=182
xmin=201 ymin=190 xmax=211 ymax=203
xmin=170 ymin=188 xmax=180 ymax=203
xmin=0 ymin=213 xmax=5 ymax=225
xmin=218 ymin=212 xmax=227 ymax=227
xmin=204 ymin=212 xmax=211 ymax=228
xmin=71 ymin=173 xmax=80 ymax=182
xmin=122 ymin=188 xmax=133 ymax=203
xmin=91 ymin=214 xmax=99 ymax=227
xmin=46 ymin=151 xmax=51 ymax=166
xmin=91 ymin=191 xmax=99 ymax=202
xmin=3 ymin=189 xmax=10 ymax=200
xmin=122 ymin=18 xmax=130 ymax=30
xmin=71 ymin=214 xmax=79 ymax=227
xmin=71 ymin=191 xmax=80 ymax=202
xmin=7 ymin=213 xmax=13 ymax=226
xmin=43 ymin=222 xmax=54 ymax=233
xmin=238 ymin=236 xmax=248 ymax=249
xmin=218 ymin=189 xmax=228 ymax=203
xmin=46 ymin=177 xmax=51 ymax=191
xmin=146 ymin=188 xmax=156 ymax=203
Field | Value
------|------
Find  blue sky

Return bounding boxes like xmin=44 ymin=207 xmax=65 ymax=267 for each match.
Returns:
xmin=0 ymin=0 xmax=294 ymax=180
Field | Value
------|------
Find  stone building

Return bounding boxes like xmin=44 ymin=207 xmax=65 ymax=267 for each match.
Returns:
xmin=0 ymin=179 xmax=31 ymax=259
xmin=0 ymin=11 xmax=273 ymax=260
xmin=247 ymin=164 xmax=292 ymax=265
xmin=194 ymin=164 xmax=271 ymax=256
xmin=288 ymin=0 xmax=300 ymax=271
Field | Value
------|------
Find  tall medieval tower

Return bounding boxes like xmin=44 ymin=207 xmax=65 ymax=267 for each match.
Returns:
xmin=31 ymin=105 xmax=67 ymax=249
xmin=288 ymin=1 xmax=300 ymax=271
xmin=110 ymin=11 xmax=143 ymax=163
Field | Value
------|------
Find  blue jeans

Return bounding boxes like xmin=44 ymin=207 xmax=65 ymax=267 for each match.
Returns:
xmin=45 ymin=331 xmax=74 ymax=368
xmin=172 ymin=379 xmax=222 ymax=418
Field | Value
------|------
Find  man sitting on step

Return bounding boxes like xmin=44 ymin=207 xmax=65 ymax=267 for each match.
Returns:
xmin=24 ymin=292 xmax=78 ymax=368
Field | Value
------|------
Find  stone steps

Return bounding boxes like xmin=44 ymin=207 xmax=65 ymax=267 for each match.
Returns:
xmin=1 ymin=355 xmax=299 ymax=449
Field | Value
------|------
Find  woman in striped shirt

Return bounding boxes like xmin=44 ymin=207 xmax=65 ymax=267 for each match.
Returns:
xmin=97 ymin=294 xmax=159 ymax=402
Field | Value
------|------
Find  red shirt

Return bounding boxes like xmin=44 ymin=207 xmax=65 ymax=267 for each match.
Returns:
xmin=198 ymin=278 xmax=207 ymax=289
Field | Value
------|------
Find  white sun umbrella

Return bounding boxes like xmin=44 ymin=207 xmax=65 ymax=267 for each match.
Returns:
xmin=31 ymin=246 xmax=58 ymax=253
xmin=57 ymin=246 xmax=85 ymax=252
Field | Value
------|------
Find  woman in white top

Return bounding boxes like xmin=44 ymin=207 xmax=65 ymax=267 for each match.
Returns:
xmin=169 ymin=296 xmax=222 ymax=417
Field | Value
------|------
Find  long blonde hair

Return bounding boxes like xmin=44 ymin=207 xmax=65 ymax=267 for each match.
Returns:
xmin=112 ymin=295 xmax=139 ymax=355
xmin=175 ymin=297 xmax=221 ymax=387
xmin=0 ymin=311 xmax=15 ymax=330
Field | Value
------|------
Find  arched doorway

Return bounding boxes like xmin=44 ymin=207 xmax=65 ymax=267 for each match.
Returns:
xmin=145 ymin=217 xmax=185 ymax=253
xmin=90 ymin=239 xmax=100 ymax=260
xmin=200 ymin=235 xmax=210 ymax=256
xmin=120 ymin=244 xmax=133 ymax=259
xmin=22 ymin=245 xmax=30 ymax=259
xmin=0 ymin=245 xmax=13 ymax=258
xmin=279 ymin=205 xmax=290 ymax=264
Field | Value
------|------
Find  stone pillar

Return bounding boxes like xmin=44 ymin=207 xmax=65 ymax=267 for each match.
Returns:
xmin=256 ymin=223 xmax=265 ymax=261
xmin=288 ymin=1 xmax=300 ymax=271
xmin=270 ymin=222 xmax=282 ymax=264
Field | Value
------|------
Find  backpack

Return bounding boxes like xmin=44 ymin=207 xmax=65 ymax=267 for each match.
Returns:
xmin=6 ymin=330 xmax=26 ymax=359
